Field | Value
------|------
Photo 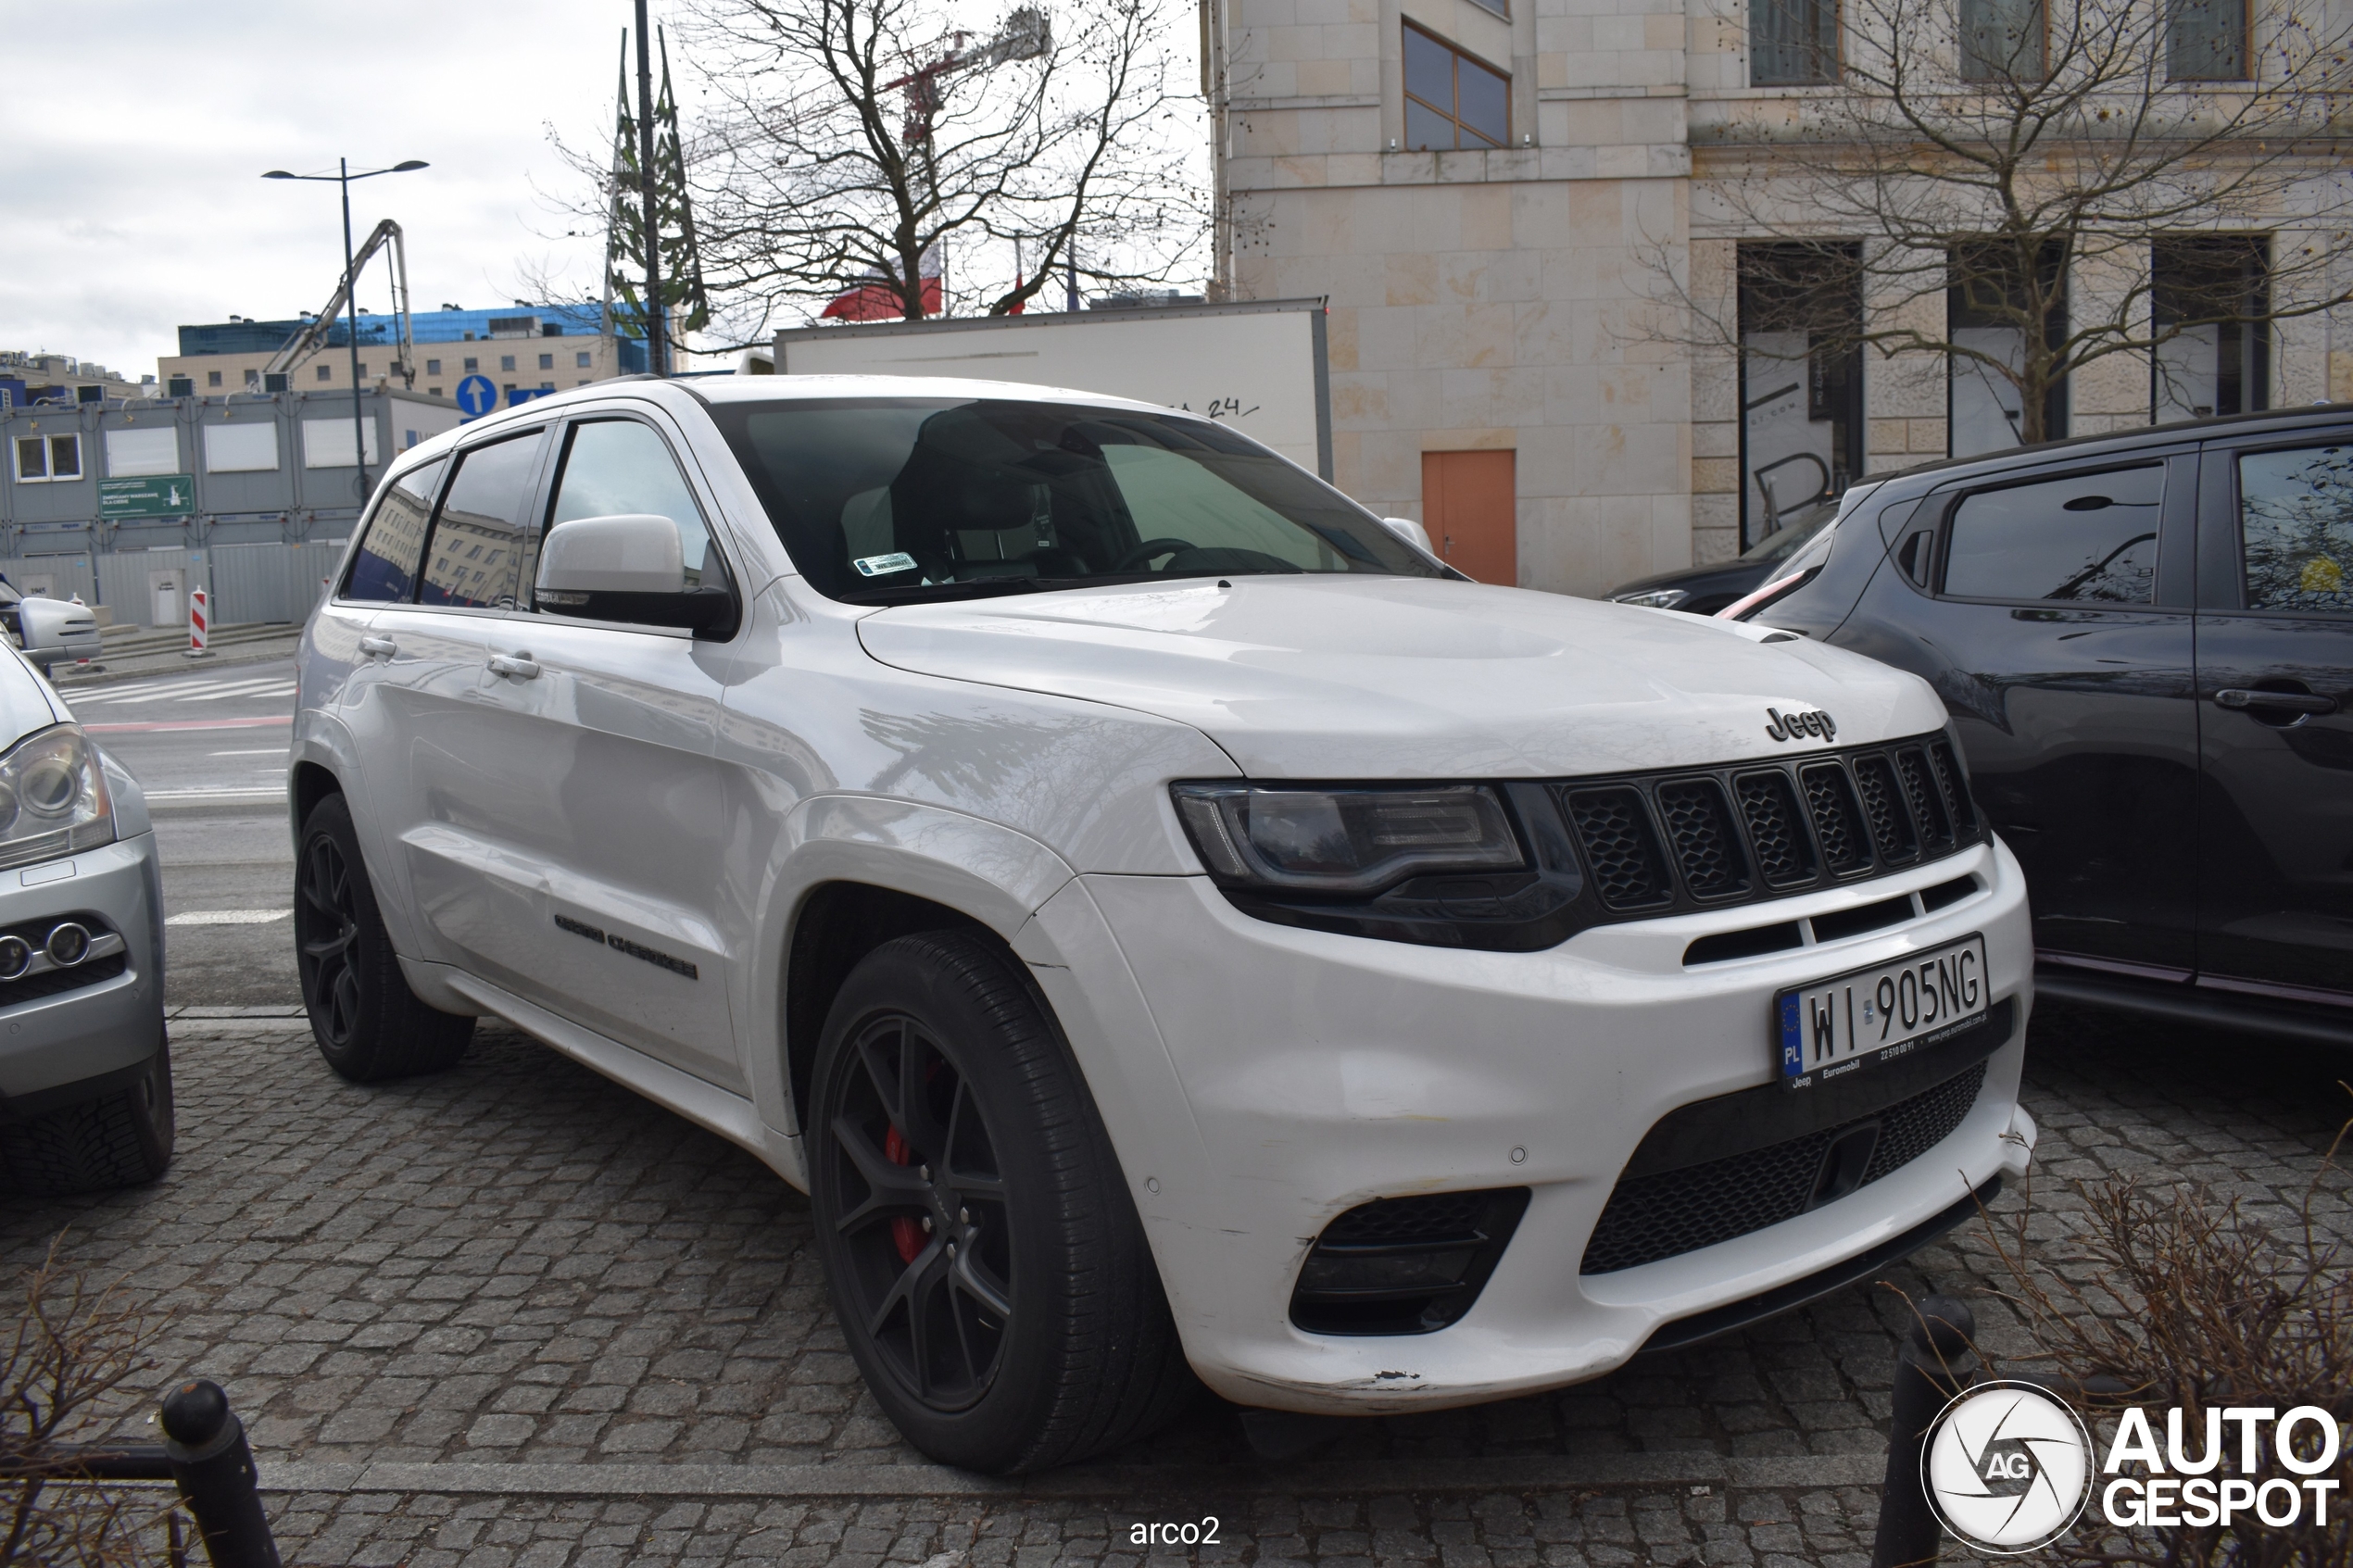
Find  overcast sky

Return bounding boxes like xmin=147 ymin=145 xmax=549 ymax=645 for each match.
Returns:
xmin=0 ymin=1 xmax=664 ymax=380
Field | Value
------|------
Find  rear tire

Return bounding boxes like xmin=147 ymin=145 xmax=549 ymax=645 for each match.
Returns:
xmin=296 ymin=792 xmax=473 ymax=1082
xmin=0 ymin=1041 xmax=175 ymax=1197
xmin=808 ymin=930 xmax=1195 ymax=1473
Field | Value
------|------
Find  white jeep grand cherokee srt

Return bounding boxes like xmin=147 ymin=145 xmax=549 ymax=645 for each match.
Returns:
xmin=292 ymin=376 xmax=2034 ymax=1472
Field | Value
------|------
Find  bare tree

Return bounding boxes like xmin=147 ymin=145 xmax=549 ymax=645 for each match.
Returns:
xmin=650 ymin=0 xmax=1206 ymax=341
xmin=1677 ymin=0 xmax=2353 ymax=445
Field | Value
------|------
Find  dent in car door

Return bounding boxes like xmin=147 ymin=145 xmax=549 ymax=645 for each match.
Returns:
xmin=458 ymin=415 xmax=744 ymax=1090
xmin=345 ymin=426 xmax=548 ymax=965
xmin=1830 ymin=456 xmax=2201 ymax=971
xmin=2194 ymin=435 xmax=2353 ymax=999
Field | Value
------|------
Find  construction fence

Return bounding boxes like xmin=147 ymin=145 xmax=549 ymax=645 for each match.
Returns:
xmin=1 ymin=539 xmax=349 ymax=630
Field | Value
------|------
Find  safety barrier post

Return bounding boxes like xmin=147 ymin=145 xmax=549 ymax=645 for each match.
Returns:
xmin=1869 ymin=1294 xmax=1976 ymax=1568
xmin=159 ymin=1379 xmax=281 ymax=1568
xmin=184 ymin=586 xmax=209 ymax=658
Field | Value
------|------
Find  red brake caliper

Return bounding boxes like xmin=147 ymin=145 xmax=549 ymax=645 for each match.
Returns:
xmin=885 ymin=1125 xmax=925 ymax=1263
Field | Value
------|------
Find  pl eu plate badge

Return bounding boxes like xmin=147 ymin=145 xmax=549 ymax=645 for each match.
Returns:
xmin=1780 ymin=993 xmax=1806 ymax=1078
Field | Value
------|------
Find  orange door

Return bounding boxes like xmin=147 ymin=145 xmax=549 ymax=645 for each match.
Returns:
xmin=1422 ymin=449 xmax=1516 ymax=584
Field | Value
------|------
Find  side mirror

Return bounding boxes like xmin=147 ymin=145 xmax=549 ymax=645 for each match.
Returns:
xmin=1381 ymin=516 xmax=1433 ymax=554
xmin=17 ymin=597 xmax=102 ymax=671
xmin=535 ymin=514 xmax=734 ymax=633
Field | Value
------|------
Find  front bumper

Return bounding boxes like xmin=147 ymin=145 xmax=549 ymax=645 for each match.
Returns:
xmin=0 ymin=834 xmax=166 ymax=1112
xmin=1074 ymin=836 xmax=2034 ymax=1414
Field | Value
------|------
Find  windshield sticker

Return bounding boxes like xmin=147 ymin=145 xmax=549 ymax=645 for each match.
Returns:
xmin=853 ymin=552 xmax=919 ymax=578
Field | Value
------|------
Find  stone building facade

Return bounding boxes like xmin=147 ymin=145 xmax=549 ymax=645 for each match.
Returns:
xmin=1205 ymin=0 xmax=2353 ymax=596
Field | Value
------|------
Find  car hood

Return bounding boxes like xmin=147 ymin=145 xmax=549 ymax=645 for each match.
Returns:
xmin=855 ymin=575 xmax=1947 ymax=777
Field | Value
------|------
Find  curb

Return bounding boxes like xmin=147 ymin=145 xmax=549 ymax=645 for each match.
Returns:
xmin=51 ymin=637 xmax=301 ymax=691
xmin=255 ymin=1453 xmax=1883 ymax=1501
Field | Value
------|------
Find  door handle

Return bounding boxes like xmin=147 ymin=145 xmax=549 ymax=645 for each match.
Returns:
xmin=356 ymin=635 xmax=396 ymax=659
xmin=2215 ymin=687 xmax=2337 ymax=716
xmin=486 ymin=652 xmax=540 ymax=680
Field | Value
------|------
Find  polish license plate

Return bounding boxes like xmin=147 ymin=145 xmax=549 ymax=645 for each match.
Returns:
xmin=1777 ymin=933 xmax=1989 ymax=1089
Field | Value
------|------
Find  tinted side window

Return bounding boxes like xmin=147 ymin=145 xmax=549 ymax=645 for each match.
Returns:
xmin=2238 ymin=444 xmax=2353 ymax=615
xmin=346 ymin=458 xmax=445 ymax=602
xmin=545 ymin=420 xmax=717 ymax=589
xmin=422 ymin=432 xmax=542 ymax=608
xmin=1942 ymin=465 xmax=2161 ymax=604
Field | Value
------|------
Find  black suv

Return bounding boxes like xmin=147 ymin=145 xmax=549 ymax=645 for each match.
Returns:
xmin=1742 ymin=408 xmax=2353 ymax=1045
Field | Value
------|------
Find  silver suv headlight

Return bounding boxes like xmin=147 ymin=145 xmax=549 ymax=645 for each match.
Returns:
xmin=0 ymin=725 xmax=117 ymax=872
xmin=1612 ymin=587 xmax=1690 ymax=609
xmin=1170 ymin=783 xmax=1523 ymax=895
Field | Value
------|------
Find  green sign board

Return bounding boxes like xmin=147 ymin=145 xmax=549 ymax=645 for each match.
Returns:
xmin=97 ymin=474 xmax=196 ymax=520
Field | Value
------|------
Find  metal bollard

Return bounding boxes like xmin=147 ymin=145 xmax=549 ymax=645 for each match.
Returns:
xmin=158 ymin=1380 xmax=281 ymax=1568
xmin=1869 ymin=1294 xmax=1976 ymax=1568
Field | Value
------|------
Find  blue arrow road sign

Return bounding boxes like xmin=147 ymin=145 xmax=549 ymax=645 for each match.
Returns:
xmin=455 ymin=374 xmax=497 ymax=419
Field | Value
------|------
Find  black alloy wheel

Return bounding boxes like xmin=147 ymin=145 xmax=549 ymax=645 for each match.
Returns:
xmin=809 ymin=931 xmax=1195 ymax=1473
xmin=294 ymin=793 xmax=474 ymax=1082
xmin=826 ymin=1010 xmax=1014 ymax=1411
xmin=297 ymin=831 xmax=363 ymax=1048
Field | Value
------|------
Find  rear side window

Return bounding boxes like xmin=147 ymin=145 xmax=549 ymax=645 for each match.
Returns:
xmin=545 ymin=420 xmax=718 ymax=590
xmin=422 ymin=432 xmax=543 ymax=608
xmin=1942 ymin=465 xmax=2162 ymax=604
xmin=2238 ymin=445 xmax=2353 ymax=615
xmin=345 ymin=458 xmax=445 ymax=602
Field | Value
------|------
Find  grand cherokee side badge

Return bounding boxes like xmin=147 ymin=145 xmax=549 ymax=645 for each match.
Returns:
xmin=1765 ymin=707 xmax=1836 ymax=742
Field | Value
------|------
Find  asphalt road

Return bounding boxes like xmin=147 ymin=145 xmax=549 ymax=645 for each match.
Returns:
xmin=66 ymin=658 xmax=300 ymax=1010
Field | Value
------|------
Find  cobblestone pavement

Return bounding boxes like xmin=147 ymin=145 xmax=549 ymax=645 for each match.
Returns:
xmin=6 ymin=1001 xmax=2348 ymax=1564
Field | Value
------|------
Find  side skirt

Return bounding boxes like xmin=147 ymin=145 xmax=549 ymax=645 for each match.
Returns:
xmin=432 ymin=964 xmax=809 ymax=1189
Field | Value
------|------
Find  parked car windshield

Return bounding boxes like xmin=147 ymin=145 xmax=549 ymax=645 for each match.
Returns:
xmin=708 ymin=396 xmax=1442 ymax=603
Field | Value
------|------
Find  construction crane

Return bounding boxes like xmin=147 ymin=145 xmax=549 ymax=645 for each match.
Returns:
xmin=264 ymin=218 xmax=417 ymax=388
xmin=882 ymin=7 xmax=1051 ymax=145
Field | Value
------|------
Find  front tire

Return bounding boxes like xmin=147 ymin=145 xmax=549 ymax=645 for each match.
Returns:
xmin=808 ymin=931 xmax=1194 ymax=1473
xmin=0 ymin=1041 xmax=174 ymax=1197
xmin=296 ymin=793 xmax=472 ymax=1082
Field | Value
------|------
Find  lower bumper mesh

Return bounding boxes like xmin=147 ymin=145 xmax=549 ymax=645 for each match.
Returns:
xmin=1579 ymin=1062 xmax=1988 ymax=1275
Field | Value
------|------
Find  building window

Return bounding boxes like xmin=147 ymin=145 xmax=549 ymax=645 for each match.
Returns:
xmin=2168 ymin=0 xmax=2246 ymax=78
xmin=207 ymin=370 xmax=223 ymax=387
xmin=500 ymin=355 xmax=517 ymax=372
xmin=1949 ymin=242 xmax=2068 ymax=456
xmin=538 ymin=353 xmax=554 ymax=370
xmin=463 ymin=357 xmax=480 ymax=372
xmin=1403 ymin=24 xmax=1508 ymax=150
xmin=576 ymin=351 xmax=593 ymax=369
xmin=429 ymin=386 xmax=444 ymax=398
xmin=13 ymin=433 xmax=82 ymax=483
xmin=317 ymin=364 xmax=333 ymax=382
xmin=426 ymin=358 xmax=443 ymax=376
xmin=2153 ymin=236 xmax=2268 ymax=421
xmin=1960 ymin=0 xmax=2045 ymax=79
xmin=1738 ymin=244 xmax=1863 ymax=548
xmin=1752 ymin=0 xmax=1838 ymax=82
xmin=357 ymin=362 xmax=369 ymax=378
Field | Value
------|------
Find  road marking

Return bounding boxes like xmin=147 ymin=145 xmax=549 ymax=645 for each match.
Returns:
xmin=145 ymin=787 xmax=285 ymax=801
xmin=167 ymin=909 xmax=292 ymax=926
xmin=83 ymin=717 xmax=292 ymax=734
xmin=73 ymin=677 xmax=296 ymax=706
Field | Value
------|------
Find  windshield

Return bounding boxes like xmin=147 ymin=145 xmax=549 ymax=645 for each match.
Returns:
xmin=707 ymin=396 xmax=1441 ymax=603
xmin=1739 ymin=500 xmax=1840 ymax=564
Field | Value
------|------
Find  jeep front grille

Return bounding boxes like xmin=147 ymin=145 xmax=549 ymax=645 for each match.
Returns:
xmin=1554 ymin=733 xmax=1983 ymax=927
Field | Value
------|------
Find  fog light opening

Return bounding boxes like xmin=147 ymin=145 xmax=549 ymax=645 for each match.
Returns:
xmin=1290 ymin=1187 xmax=1531 ymax=1336
xmin=44 ymin=922 xmax=91 ymax=968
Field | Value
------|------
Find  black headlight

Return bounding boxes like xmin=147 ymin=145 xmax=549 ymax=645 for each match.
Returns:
xmin=1170 ymin=783 xmax=1524 ymax=895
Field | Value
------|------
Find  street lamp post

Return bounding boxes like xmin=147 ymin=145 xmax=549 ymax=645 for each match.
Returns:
xmin=262 ymin=158 xmax=428 ymax=499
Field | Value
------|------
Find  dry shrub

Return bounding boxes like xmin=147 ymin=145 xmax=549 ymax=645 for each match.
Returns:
xmin=1975 ymin=1112 xmax=2353 ymax=1568
xmin=0 ymin=1236 xmax=180 ymax=1568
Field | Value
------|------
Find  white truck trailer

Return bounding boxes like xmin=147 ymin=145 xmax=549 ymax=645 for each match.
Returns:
xmin=761 ymin=297 xmax=1334 ymax=480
